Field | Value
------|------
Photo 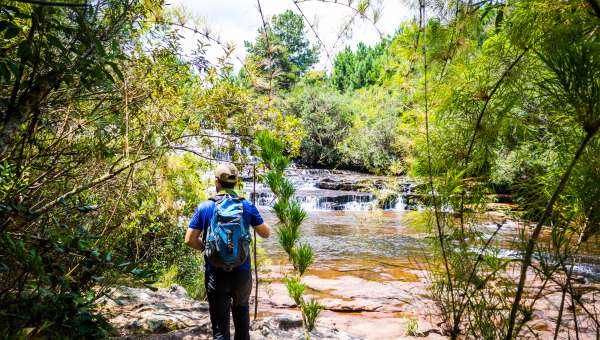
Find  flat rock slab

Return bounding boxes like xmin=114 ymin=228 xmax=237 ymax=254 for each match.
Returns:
xmin=98 ymin=285 xmax=358 ymax=339
xmin=260 ymin=273 xmax=431 ymax=314
xmin=100 ymin=285 xmax=211 ymax=334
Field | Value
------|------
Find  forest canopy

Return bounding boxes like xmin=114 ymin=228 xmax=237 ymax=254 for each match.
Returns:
xmin=1 ymin=0 xmax=599 ymax=338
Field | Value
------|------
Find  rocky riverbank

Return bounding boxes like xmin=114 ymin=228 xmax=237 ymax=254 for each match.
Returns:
xmin=99 ymin=265 xmax=600 ymax=339
xmin=99 ymin=285 xmax=360 ymax=339
xmin=97 ymin=168 xmax=600 ymax=339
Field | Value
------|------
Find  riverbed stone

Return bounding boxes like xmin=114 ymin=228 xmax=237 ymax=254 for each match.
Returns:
xmin=99 ymin=284 xmax=359 ymax=339
xmin=315 ymin=177 xmax=386 ymax=191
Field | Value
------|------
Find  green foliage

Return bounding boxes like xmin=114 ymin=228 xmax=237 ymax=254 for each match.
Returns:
xmin=271 ymin=10 xmax=320 ymax=74
xmin=406 ymin=319 xmax=419 ymax=336
xmin=0 ymin=2 xmax=250 ymax=336
xmin=285 ymin=276 xmax=306 ymax=306
xmin=156 ymin=255 xmax=206 ymax=300
xmin=284 ymin=83 xmax=354 ymax=166
xmin=161 ymin=154 xmax=210 ymax=215
xmin=286 ymin=201 xmax=307 ymax=230
xmin=256 ymin=131 xmax=289 ymax=172
xmin=2 ymin=0 xmax=599 ymax=337
xmin=291 ymin=243 xmax=314 ymax=276
xmin=275 ymin=221 xmax=300 ymax=257
xmin=302 ymin=298 xmax=323 ymax=332
xmin=245 ymin=10 xmax=319 ymax=90
xmin=331 ymin=40 xmax=388 ymax=92
xmin=0 ymin=229 xmax=154 ymax=338
xmin=403 ymin=1 xmax=600 ymax=338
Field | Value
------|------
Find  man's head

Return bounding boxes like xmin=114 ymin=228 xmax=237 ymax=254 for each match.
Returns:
xmin=214 ymin=162 xmax=239 ymax=191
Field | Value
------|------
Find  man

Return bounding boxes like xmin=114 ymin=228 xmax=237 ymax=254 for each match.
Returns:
xmin=185 ymin=163 xmax=270 ymax=340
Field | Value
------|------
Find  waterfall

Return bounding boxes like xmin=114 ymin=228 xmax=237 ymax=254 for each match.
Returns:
xmin=241 ymin=170 xmax=417 ymax=212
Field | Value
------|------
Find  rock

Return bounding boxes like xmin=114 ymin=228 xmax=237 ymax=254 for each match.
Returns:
xmin=319 ymin=298 xmax=383 ymax=312
xmin=168 ymin=284 xmax=189 ymax=298
xmin=316 ymin=177 xmax=367 ymax=191
xmin=98 ymin=285 xmax=212 ymax=336
xmin=273 ymin=316 xmax=303 ymax=330
xmin=250 ymin=315 xmax=360 ymax=340
xmin=146 ymin=319 xmax=175 ymax=334
xmin=527 ymin=319 xmax=553 ymax=332
xmin=127 ymin=320 xmax=142 ymax=331
xmin=315 ymin=177 xmax=389 ymax=192
xmin=99 ymin=285 xmax=359 ymax=339
xmin=376 ymin=191 xmax=398 ymax=209
xmin=531 ymin=310 xmax=545 ymax=320
xmin=572 ymin=275 xmax=587 ymax=284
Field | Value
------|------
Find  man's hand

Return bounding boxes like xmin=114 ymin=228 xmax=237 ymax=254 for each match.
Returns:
xmin=184 ymin=228 xmax=205 ymax=251
xmin=254 ymin=223 xmax=271 ymax=238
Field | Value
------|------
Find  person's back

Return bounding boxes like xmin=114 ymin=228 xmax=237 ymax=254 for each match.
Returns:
xmin=185 ymin=163 xmax=270 ymax=340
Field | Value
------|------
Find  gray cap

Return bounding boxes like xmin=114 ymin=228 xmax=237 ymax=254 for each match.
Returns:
xmin=214 ymin=163 xmax=239 ymax=184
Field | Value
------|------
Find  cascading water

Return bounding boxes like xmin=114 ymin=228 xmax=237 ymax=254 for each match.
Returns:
xmin=197 ymin=163 xmax=600 ymax=286
xmin=241 ymin=167 xmax=416 ymax=212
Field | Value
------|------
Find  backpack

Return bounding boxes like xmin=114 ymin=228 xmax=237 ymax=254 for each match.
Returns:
xmin=204 ymin=194 xmax=251 ymax=271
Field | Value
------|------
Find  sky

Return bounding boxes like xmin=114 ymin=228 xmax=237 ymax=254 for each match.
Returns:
xmin=169 ymin=0 xmax=415 ymax=71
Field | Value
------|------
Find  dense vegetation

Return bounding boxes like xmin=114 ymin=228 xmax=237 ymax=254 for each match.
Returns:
xmin=1 ymin=0 xmax=599 ymax=338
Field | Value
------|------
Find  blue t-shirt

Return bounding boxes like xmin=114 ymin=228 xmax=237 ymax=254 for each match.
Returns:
xmin=188 ymin=196 xmax=264 ymax=272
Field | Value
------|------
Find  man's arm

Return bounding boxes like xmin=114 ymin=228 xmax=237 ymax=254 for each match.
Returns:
xmin=184 ymin=228 xmax=204 ymax=251
xmin=253 ymin=222 xmax=270 ymax=238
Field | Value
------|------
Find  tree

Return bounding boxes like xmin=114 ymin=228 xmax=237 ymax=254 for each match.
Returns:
xmin=0 ymin=2 xmax=258 ymax=336
xmin=331 ymin=40 xmax=388 ymax=92
xmin=245 ymin=9 xmax=319 ymax=91
xmin=284 ymin=82 xmax=353 ymax=167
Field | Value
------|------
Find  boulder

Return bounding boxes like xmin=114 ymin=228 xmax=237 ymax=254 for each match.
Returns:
xmin=315 ymin=177 xmax=366 ymax=191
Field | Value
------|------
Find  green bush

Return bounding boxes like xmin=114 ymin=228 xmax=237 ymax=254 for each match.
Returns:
xmin=156 ymin=254 xmax=207 ymax=300
xmin=284 ymin=84 xmax=354 ymax=167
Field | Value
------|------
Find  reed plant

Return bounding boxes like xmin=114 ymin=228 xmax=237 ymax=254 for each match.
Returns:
xmin=411 ymin=1 xmax=600 ymax=339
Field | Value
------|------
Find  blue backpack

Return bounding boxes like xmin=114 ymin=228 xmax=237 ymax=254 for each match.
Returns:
xmin=204 ymin=194 xmax=251 ymax=271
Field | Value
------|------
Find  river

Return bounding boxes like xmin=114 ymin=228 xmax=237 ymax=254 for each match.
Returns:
xmin=237 ymin=168 xmax=600 ymax=339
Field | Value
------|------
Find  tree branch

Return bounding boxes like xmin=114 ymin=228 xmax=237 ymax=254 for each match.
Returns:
xmin=30 ymin=155 xmax=152 ymax=215
xmin=464 ymin=47 xmax=529 ymax=165
xmin=170 ymin=145 xmax=254 ymax=166
xmin=505 ymin=128 xmax=598 ymax=339
xmin=292 ymin=0 xmax=333 ymax=66
xmin=12 ymin=0 xmax=88 ymax=7
xmin=294 ymin=0 xmax=383 ymax=37
xmin=255 ymin=0 xmax=275 ymax=104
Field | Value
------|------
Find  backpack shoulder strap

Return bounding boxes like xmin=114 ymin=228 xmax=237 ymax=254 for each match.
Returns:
xmin=202 ymin=199 xmax=218 ymax=244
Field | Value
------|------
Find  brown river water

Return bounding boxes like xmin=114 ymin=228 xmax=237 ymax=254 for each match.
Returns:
xmin=237 ymin=168 xmax=600 ymax=339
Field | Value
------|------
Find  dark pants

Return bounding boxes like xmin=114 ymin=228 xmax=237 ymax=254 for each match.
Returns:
xmin=205 ymin=269 xmax=252 ymax=340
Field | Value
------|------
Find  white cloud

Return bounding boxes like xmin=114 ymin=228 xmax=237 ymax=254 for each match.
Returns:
xmin=169 ymin=0 xmax=414 ymax=72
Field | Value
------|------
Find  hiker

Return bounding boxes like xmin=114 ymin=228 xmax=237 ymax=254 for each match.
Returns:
xmin=185 ymin=162 xmax=271 ymax=340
